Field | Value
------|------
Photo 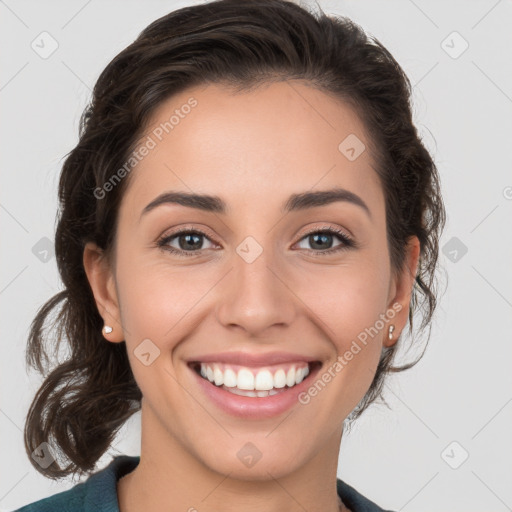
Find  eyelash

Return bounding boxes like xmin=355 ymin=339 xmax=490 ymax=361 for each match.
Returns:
xmin=156 ymin=226 xmax=356 ymax=258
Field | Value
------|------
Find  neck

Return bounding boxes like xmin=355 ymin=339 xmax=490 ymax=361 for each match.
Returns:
xmin=117 ymin=400 xmax=347 ymax=512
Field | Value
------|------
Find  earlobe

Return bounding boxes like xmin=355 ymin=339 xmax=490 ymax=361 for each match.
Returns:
xmin=384 ymin=236 xmax=421 ymax=348
xmin=83 ymin=241 xmax=125 ymax=343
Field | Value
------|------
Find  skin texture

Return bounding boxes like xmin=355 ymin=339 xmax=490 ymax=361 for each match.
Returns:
xmin=83 ymin=80 xmax=420 ymax=512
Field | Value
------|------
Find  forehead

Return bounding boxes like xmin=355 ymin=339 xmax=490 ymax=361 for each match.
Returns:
xmin=122 ymin=80 xmax=383 ymax=219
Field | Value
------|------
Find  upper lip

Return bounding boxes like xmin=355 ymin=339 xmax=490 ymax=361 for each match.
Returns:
xmin=186 ymin=351 xmax=320 ymax=367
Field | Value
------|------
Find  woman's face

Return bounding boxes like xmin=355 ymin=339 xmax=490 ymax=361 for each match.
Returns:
xmin=85 ymin=80 xmax=419 ymax=479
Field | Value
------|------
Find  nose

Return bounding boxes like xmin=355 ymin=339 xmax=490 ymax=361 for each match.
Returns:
xmin=215 ymin=241 xmax=297 ymax=337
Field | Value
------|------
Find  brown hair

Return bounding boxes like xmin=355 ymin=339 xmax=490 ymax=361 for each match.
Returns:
xmin=24 ymin=0 xmax=446 ymax=479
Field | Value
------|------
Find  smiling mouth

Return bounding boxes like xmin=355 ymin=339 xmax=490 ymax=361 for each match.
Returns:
xmin=188 ymin=361 xmax=322 ymax=397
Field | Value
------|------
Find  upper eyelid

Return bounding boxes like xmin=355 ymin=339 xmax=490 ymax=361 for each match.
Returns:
xmin=161 ymin=226 xmax=218 ymax=244
xmin=160 ymin=225 xmax=352 ymax=247
xmin=300 ymin=225 xmax=352 ymax=239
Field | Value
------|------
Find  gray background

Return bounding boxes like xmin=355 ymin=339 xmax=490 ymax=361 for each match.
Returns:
xmin=1 ymin=1 xmax=511 ymax=510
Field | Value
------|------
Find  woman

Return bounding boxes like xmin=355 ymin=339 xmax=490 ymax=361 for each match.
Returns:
xmin=15 ymin=0 xmax=445 ymax=510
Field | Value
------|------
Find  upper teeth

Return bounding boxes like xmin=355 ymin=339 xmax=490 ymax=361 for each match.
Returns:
xmin=199 ymin=363 xmax=310 ymax=390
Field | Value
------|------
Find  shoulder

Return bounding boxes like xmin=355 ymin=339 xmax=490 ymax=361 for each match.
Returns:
xmin=337 ymin=478 xmax=396 ymax=512
xmin=13 ymin=455 xmax=140 ymax=512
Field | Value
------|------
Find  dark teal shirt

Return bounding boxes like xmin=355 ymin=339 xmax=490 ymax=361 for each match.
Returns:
xmin=13 ymin=455 xmax=395 ymax=511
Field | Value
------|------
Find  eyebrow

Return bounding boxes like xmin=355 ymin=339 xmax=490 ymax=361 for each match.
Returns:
xmin=140 ymin=187 xmax=371 ymax=220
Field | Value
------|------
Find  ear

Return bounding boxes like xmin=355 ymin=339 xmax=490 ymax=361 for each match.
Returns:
xmin=384 ymin=235 xmax=421 ymax=348
xmin=83 ymin=241 xmax=125 ymax=343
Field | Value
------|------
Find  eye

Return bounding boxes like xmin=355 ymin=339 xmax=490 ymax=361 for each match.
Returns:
xmin=294 ymin=226 xmax=355 ymax=255
xmin=157 ymin=228 xmax=217 ymax=257
xmin=156 ymin=225 xmax=356 ymax=258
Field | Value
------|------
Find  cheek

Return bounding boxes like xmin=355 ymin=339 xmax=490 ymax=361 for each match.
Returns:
xmin=291 ymin=257 xmax=390 ymax=401
xmin=116 ymin=254 xmax=214 ymax=343
xmin=296 ymin=259 xmax=388 ymax=340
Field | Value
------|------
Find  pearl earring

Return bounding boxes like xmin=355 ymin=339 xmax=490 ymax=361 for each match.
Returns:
xmin=103 ymin=325 xmax=113 ymax=334
xmin=388 ymin=324 xmax=395 ymax=340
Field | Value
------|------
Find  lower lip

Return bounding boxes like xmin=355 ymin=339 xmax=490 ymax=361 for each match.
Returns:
xmin=189 ymin=363 xmax=321 ymax=419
